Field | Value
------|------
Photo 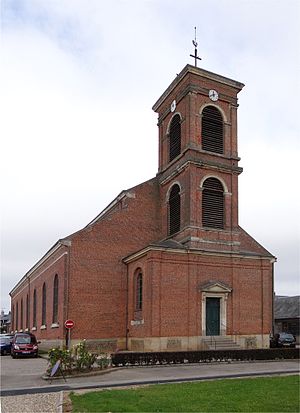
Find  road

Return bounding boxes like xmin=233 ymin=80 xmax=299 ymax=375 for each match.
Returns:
xmin=1 ymin=355 xmax=299 ymax=396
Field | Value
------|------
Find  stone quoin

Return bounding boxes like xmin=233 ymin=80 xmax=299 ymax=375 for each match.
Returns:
xmin=10 ymin=64 xmax=275 ymax=352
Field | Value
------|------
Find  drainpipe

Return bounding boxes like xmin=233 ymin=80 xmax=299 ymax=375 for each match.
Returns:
xmin=271 ymin=259 xmax=275 ymax=336
xmin=125 ymin=265 xmax=129 ymax=350
xmin=62 ymin=241 xmax=71 ymax=348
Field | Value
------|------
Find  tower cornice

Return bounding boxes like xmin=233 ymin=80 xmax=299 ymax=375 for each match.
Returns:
xmin=152 ymin=64 xmax=245 ymax=112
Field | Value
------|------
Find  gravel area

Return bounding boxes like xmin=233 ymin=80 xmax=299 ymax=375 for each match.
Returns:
xmin=0 ymin=391 xmax=63 ymax=413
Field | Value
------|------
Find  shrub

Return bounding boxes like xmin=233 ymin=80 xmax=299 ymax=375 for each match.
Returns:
xmin=96 ymin=353 xmax=111 ymax=369
xmin=73 ymin=340 xmax=97 ymax=371
xmin=111 ymin=348 xmax=300 ymax=367
xmin=47 ymin=347 xmax=73 ymax=375
xmin=46 ymin=340 xmax=97 ymax=376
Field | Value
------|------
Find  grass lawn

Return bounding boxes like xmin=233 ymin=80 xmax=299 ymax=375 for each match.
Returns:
xmin=70 ymin=374 xmax=299 ymax=412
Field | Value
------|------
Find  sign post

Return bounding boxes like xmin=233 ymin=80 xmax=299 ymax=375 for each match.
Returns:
xmin=50 ymin=359 xmax=66 ymax=383
xmin=64 ymin=319 xmax=75 ymax=349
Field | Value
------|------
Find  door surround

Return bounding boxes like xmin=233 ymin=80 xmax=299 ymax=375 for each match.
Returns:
xmin=200 ymin=281 xmax=232 ymax=337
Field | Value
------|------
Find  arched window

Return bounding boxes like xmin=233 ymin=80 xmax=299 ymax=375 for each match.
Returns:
xmin=16 ymin=302 xmax=19 ymax=331
xmin=42 ymin=283 xmax=46 ymax=326
xmin=20 ymin=298 xmax=23 ymax=330
xmin=135 ymin=270 xmax=143 ymax=311
xmin=26 ymin=294 xmax=29 ymax=329
xmin=169 ymin=114 xmax=181 ymax=161
xmin=202 ymin=106 xmax=223 ymax=154
xmin=52 ymin=274 xmax=59 ymax=323
xmin=12 ymin=305 xmax=15 ymax=331
xmin=33 ymin=289 xmax=37 ymax=327
xmin=169 ymin=184 xmax=181 ymax=235
xmin=202 ymin=177 xmax=224 ymax=229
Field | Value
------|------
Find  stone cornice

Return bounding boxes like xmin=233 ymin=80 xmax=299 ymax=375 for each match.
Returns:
xmin=153 ymin=64 xmax=244 ymax=112
xmin=123 ymin=244 xmax=275 ymax=264
xmin=158 ymin=157 xmax=243 ymax=186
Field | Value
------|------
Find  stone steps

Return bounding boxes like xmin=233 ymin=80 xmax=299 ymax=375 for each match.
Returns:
xmin=203 ymin=336 xmax=240 ymax=350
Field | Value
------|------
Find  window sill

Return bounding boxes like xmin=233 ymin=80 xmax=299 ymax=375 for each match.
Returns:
xmin=24 ymin=328 xmax=29 ymax=332
xmin=32 ymin=327 xmax=37 ymax=331
xmin=51 ymin=323 xmax=59 ymax=328
xmin=40 ymin=325 xmax=47 ymax=330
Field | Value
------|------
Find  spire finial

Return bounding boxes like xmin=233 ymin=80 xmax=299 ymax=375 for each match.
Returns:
xmin=190 ymin=26 xmax=202 ymax=67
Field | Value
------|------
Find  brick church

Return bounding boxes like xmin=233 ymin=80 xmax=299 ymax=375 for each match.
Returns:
xmin=10 ymin=63 xmax=275 ymax=351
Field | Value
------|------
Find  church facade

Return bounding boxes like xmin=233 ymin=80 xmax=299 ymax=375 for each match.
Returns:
xmin=10 ymin=64 xmax=275 ymax=351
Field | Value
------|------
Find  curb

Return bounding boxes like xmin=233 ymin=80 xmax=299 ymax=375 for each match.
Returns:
xmin=42 ymin=367 xmax=121 ymax=381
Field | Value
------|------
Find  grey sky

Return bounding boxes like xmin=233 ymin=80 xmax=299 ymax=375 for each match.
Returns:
xmin=1 ymin=0 xmax=300 ymax=312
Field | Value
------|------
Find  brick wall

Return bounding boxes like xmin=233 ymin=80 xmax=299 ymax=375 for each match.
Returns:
xmin=127 ymin=249 xmax=273 ymax=342
xmin=65 ymin=177 xmax=163 ymax=340
xmin=10 ymin=244 xmax=68 ymax=343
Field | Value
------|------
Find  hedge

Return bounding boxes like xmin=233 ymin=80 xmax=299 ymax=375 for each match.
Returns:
xmin=111 ymin=348 xmax=299 ymax=366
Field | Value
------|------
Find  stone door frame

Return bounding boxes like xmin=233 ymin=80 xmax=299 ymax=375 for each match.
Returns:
xmin=200 ymin=281 xmax=232 ymax=337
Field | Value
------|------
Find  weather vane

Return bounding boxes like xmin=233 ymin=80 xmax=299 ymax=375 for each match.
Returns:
xmin=190 ymin=26 xmax=201 ymax=67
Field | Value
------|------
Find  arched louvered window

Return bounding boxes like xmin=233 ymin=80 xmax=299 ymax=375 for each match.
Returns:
xmin=202 ymin=106 xmax=223 ymax=154
xmin=16 ymin=302 xmax=19 ymax=331
xmin=26 ymin=294 xmax=29 ymax=329
xmin=42 ymin=282 xmax=46 ymax=326
xmin=169 ymin=114 xmax=181 ymax=161
xmin=202 ymin=177 xmax=224 ymax=229
xmin=135 ymin=270 xmax=143 ymax=311
xmin=20 ymin=298 xmax=23 ymax=330
xmin=169 ymin=184 xmax=181 ymax=235
xmin=33 ymin=289 xmax=37 ymax=327
xmin=52 ymin=274 xmax=59 ymax=323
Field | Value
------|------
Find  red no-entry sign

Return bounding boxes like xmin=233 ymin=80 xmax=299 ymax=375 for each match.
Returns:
xmin=64 ymin=319 xmax=75 ymax=329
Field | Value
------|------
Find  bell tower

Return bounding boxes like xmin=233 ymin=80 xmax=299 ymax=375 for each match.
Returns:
xmin=152 ymin=64 xmax=245 ymax=252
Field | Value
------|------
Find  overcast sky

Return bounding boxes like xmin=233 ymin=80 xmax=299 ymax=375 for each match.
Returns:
xmin=1 ymin=0 xmax=300 ymax=312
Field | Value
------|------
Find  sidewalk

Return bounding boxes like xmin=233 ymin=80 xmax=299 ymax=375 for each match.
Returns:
xmin=1 ymin=360 xmax=299 ymax=412
xmin=2 ymin=359 xmax=299 ymax=396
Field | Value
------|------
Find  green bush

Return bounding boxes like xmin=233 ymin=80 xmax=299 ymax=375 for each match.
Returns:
xmin=96 ymin=353 xmax=111 ymax=369
xmin=46 ymin=340 xmax=98 ymax=376
xmin=47 ymin=347 xmax=73 ymax=375
xmin=73 ymin=340 xmax=97 ymax=371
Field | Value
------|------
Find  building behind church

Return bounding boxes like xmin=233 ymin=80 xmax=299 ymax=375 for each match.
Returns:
xmin=10 ymin=64 xmax=275 ymax=352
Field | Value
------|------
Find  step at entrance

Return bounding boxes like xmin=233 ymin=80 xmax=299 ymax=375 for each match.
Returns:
xmin=203 ymin=336 xmax=240 ymax=350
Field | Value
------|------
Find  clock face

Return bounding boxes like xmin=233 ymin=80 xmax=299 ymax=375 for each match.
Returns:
xmin=209 ymin=89 xmax=219 ymax=101
xmin=170 ymin=100 xmax=176 ymax=112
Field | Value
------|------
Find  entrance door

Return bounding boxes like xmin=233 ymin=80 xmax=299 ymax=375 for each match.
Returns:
xmin=206 ymin=297 xmax=220 ymax=336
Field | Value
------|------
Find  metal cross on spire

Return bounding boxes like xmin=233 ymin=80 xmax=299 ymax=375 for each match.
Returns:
xmin=190 ymin=26 xmax=202 ymax=67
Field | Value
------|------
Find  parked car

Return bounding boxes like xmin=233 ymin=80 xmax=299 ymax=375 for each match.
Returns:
xmin=0 ymin=336 xmax=12 ymax=355
xmin=4 ymin=334 xmax=15 ymax=342
xmin=11 ymin=333 xmax=39 ymax=358
xmin=270 ymin=332 xmax=296 ymax=348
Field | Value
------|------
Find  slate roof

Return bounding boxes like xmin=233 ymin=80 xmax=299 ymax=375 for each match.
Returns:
xmin=274 ymin=296 xmax=300 ymax=319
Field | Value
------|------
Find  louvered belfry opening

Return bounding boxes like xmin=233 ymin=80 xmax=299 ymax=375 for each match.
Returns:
xmin=202 ymin=178 xmax=224 ymax=229
xmin=202 ymin=106 xmax=223 ymax=154
xmin=169 ymin=114 xmax=181 ymax=161
xmin=169 ymin=184 xmax=181 ymax=235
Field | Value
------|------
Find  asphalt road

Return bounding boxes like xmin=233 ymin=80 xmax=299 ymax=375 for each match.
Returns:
xmin=1 ymin=355 xmax=299 ymax=396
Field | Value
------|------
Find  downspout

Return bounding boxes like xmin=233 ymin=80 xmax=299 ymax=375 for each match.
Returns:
xmin=28 ymin=276 xmax=31 ymax=332
xmin=271 ymin=259 xmax=275 ymax=336
xmin=125 ymin=264 xmax=129 ymax=350
xmin=62 ymin=241 xmax=71 ymax=347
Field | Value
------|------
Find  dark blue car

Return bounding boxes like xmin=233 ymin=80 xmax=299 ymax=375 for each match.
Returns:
xmin=0 ymin=336 xmax=12 ymax=355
